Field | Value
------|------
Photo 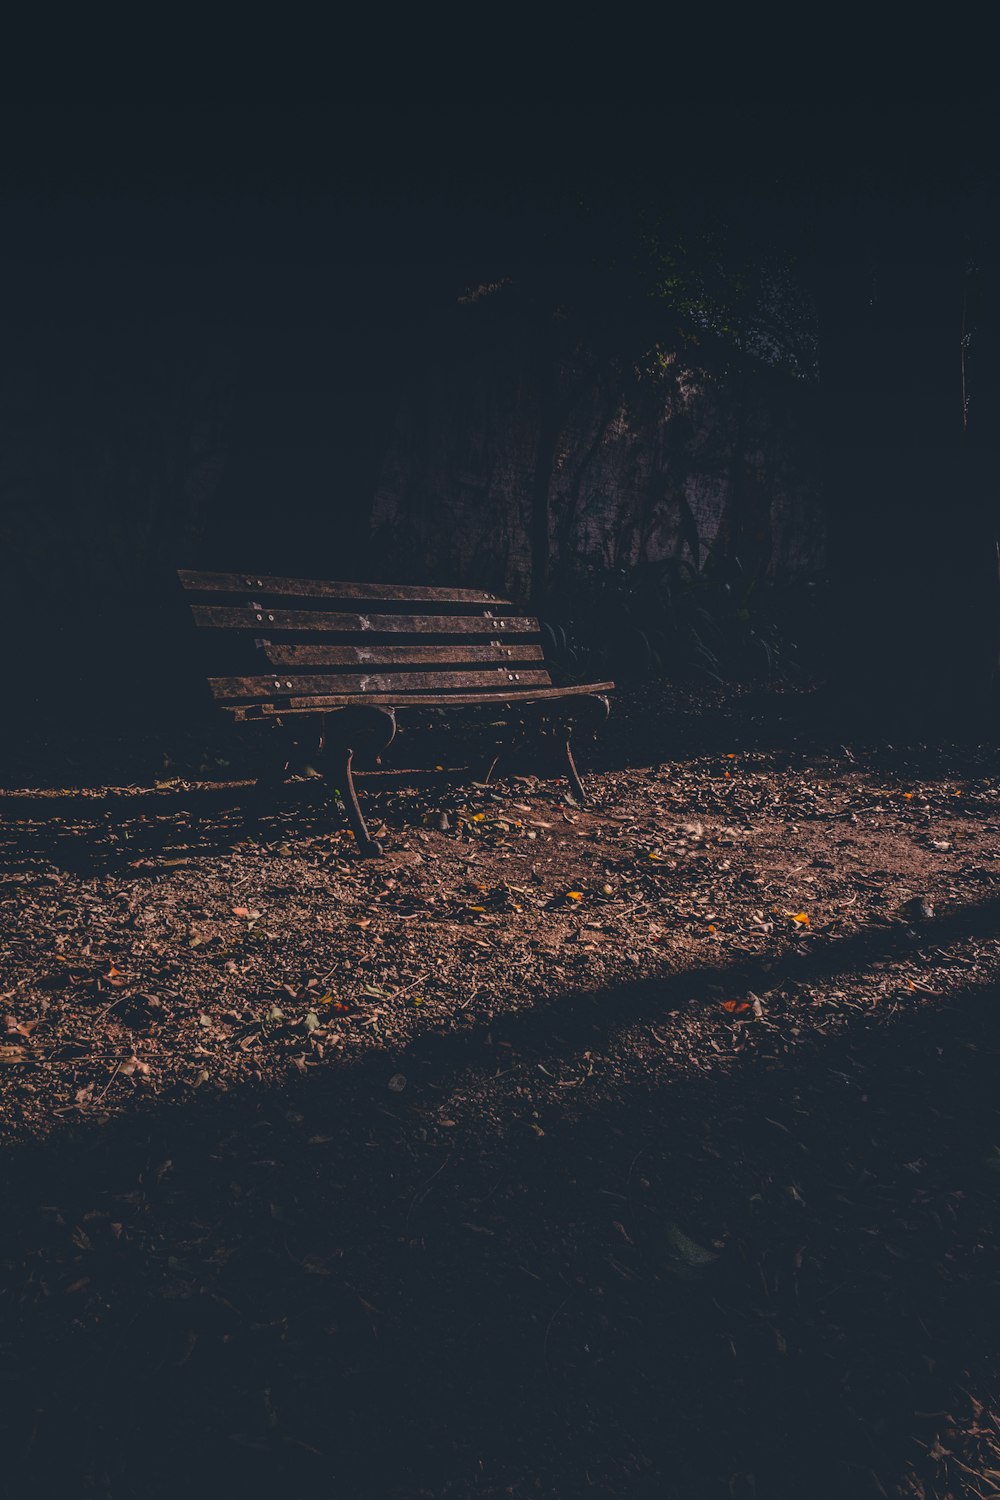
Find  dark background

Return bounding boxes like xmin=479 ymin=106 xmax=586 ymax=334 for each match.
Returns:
xmin=3 ymin=18 xmax=999 ymax=732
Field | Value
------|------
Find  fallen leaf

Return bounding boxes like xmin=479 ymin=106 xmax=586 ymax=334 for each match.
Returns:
xmin=666 ymin=1225 xmax=718 ymax=1266
xmin=5 ymin=1017 xmax=37 ymax=1037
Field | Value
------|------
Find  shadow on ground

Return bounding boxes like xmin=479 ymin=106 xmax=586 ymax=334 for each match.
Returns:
xmin=2 ymin=909 xmax=999 ymax=1499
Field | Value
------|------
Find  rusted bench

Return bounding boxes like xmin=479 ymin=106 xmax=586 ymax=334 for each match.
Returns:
xmin=179 ymin=570 xmax=614 ymax=855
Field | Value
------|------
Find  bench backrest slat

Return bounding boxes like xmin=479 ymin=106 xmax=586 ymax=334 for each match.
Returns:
xmin=209 ymin=668 xmax=552 ymax=702
xmin=191 ymin=606 xmax=540 ymax=635
xmin=178 ymin=569 xmax=507 ymax=606
xmin=180 ymin=570 xmax=562 ymax=712
xmin=263 ymin=643 xmax=545 ymax=667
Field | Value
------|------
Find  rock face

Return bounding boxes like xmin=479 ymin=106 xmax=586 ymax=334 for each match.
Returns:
xmin=371 ymin=307 xmax=823 ymax=603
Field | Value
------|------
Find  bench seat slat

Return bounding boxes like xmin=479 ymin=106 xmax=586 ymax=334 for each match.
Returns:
xmin=224 ymin=682 xmax=616 ymax=716
xmin=262 ymin=643 xmax=546 ymax=667
xmin=210 ymin=668 xmax=553 ymax=701
xmin=191 ymin=606 xmax=539 ymax=635
xmin=179 ymin=570 xmax=508 ymax=605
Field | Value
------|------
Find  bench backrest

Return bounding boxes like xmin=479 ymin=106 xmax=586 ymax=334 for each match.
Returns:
xmin=178 ymin=570 xmax=550 ymax=709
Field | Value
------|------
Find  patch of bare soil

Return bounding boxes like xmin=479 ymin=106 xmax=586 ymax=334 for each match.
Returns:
xmin=2 ymin=689 xmax=1000 ymax=1498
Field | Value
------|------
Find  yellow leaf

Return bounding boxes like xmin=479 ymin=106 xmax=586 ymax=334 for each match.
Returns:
xmin=566 ymin=891 xmax=583 ymax=902
xmin=786 ymin=911 xmax=810 ymax=926
xmin=471 ymin=812 xmax=486 ymax=823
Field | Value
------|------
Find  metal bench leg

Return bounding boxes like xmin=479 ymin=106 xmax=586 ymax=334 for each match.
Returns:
xmin=322 ymin=707 xmax=396 ymax=858
xmin=332 ymin=744 xmax=383 ymax=856
xmin=247 ymin=722 xmax=319 ymax=819
xmin=253 ymin=755 xmax=289 ymax=799
xmin=543 ymin=694 xmax=611 ymax=804
xmin=562 ymin=732 xmax=588 ymax=804
xmin=480 ymin=714 xmax=531 ymax=786
xmin=246 ymin=729 xmax=295 ymax=819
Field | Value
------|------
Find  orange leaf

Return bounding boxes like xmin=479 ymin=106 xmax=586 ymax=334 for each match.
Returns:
xmin=786 ymin=911 xmax=810 ymax=926
xmin=721 ymin=1000 xmax=750 ymax=1014
xmin=232 ymin=906 xmax=250 ymax=919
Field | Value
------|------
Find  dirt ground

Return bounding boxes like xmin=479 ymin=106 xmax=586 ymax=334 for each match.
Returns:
xmin=2 ymin=686 xmax=1000 ymax=1499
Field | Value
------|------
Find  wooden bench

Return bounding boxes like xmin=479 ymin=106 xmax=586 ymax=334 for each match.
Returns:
xmin=179 ymin=570 xmax=614 ymax=855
